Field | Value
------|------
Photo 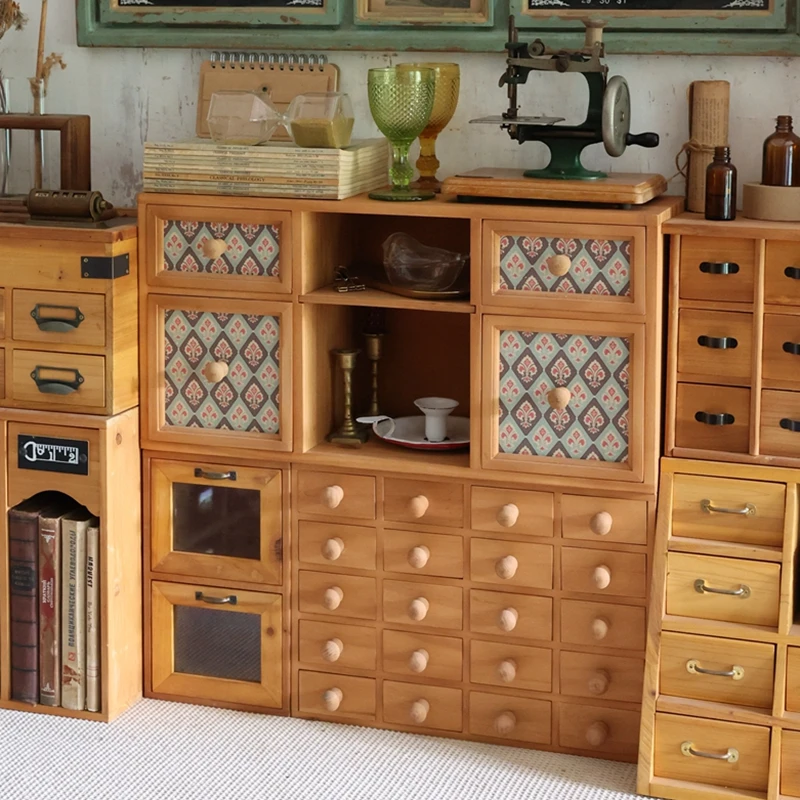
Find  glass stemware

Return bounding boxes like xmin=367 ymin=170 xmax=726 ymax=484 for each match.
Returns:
xmin=367 ymin=66 xmax=435 ymax=202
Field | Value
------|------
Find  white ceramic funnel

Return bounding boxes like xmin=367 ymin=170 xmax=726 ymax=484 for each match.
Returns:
xmin=413 ymin=397 xmax=459 ymax=443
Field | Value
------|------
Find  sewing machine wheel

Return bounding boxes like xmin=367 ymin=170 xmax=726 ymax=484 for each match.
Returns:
xmin=602 ymin=75 xmax=631 ymax=158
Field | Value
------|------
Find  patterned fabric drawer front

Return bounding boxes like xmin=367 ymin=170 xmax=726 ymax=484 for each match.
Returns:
xmin=164 ymin=309 xmax=280 ymax=434
xmin=498 ymin=330 xmax=630 ymax=462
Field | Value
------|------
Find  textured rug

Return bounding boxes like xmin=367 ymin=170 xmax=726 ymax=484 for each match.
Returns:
xmin=0 ymin=699 xmax=638 ymax=800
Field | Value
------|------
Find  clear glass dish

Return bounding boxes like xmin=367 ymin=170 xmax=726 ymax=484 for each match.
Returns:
xmin=382 ymin=232 xmax=467 ymax=291
xmin=207 ymin=91 xmax=283 ymax=146
xmin=285 ymin=92 xmax=354 ymax=149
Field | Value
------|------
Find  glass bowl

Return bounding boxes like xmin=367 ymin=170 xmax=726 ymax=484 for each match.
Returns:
xmin=207 ymin=91 xmax=283 ymax=146
xmin=285 ymin=92 xmax=354 ymax=149
xmin=382 ymin=232 xmax=467 ymax=291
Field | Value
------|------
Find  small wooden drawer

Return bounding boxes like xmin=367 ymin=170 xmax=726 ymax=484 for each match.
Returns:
xmin=297 ymin=520 xmax=377 ymax=572
xmin=297 ymin=570 xmax=377 ymax=621
xmin=468 ymin=691 xmax=551 ymax=745
xmin=558 ymin=704 xmax=640 ymax=758
xmin=383 ymin=478 xmax=464 ymax=528
xmin=653 ymin=713 xmax=770 ymax=793
xmin=679 ymin=236 xmax=756 ymax=304
xmin=782 ymin=730 xmax=800 ymax=797
xmin=12 ymin=289 xmax=106 ymax=347
xmin=297 ymin=471 xmax=376 ymax=521
xmin=674 ymin=383 xmax=751 ymax=454
xmin=671 ymin=473 xmax=785 ymax=548
xmin=382 ymin=680 xmax=463 ymax=732
xmin=469 ymin=538 xmax=553 ymax=590
xmin=382 ymin=629 xmax=463 ymax=682
xmin=677 ymin=309 xmax=753 ymax=383
xmin=297 ymin=620 xmax=377 ymax=672
xmin=383 ymin=529 xmax=463 ymax=579
xmin=469 ymin=589 xmax=553 ymax=642
xmin=665 ymin=552 xmax=780 ymax=628
xmin=11 ymin=349 xmax=106 ymax=410
xmin=470 ymin=486 xmax=554 ymax=537
xmin=763 ymin=313 xmax=800 ymax=391
xmin=765 ymin=240 xmax=800 ymax=306
xmin=560 ymin=600 xmax=646 ymax=651
xmin=297 ymin=670 xmax=376 ymax=720
xmin=761 ymin=389 xmax=800 ymax=459
xmin=561 ymin=547 xmax=647 ymax=598
xmin=383 ymin=579 xmax=463 ymax=631
xmin=559 ymin=650 xmax=643 ymax=703
xmin=470 ymin=639 xmax=552 ymax=693
xmin=660 ymin=631 xmax=774 ymax=708
xmin=560 ymin=494 xmax=648 ymax=545
xmin=785 ymin=647 xmax=800 ymax=712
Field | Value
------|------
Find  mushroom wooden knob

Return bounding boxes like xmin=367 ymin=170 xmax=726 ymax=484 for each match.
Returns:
xmin=494 ymin=711 xmax=517 ymax=735
xmin=409 ymin=699 xmax=430 ymax=724
xmin=498 ymin=607 xmax=519 ymax=633
xmin=591 ymin=617 xmax=610 ymax=641
xmin=408 ymin=546 xmax=430 ymax=570
xmin=586 ymin=720 xmax=609 ymax=748
xmin=496 ymin=503 xmax=520 ymax=528
xmin=202 ymin=238 xmax=229 ymax=260
xmin=498 ymin=658 xmax=517 ymax=683
xmin=547 ymin=387 xmax=571 ymax=410
xmin=547 ymin=254 xmax=572 ymax=277
xmin=322 ymin=687 xmax=343 ymax=712
xmin=322 ymin=586 xmax=344 ymax=611
xmin=321 ymin=638 xmax=343 ymax=663
xmin=495 ymin=555 xmax=519 ymax=580
xmin=409 ymin=495 xmax=429 ymax=519
xmin=588 ymin=669 xmax=611 ymax=696
xmin=408 ymin=597 xmax=430 ymax=622
xmin=590 ymin=511 xmax=613 ymax=537
xmin=408 ymin=648 xmax=430 ymax=674
xmin=592 ymin=565 xmax=612 ymax=590
xmin=201 ymin=360 xmax=229 ymax=384
xmin=322 ymin=485 xmax=344 ymax=510
xmin=321 ymin=537 xmax=344 ymax=561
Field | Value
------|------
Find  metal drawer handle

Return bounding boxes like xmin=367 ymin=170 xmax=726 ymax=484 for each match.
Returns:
xmin=30 ymin=365 xmax=84 ymax=395
xmin=699 ymin=261 xmax=739 ymax=275
xmin=694 ymin=579 xmax=751 ymax=598
xmin=783 ymin=342 xmax=800 ymax=356
xmin=697 ymin=335 xmax=738 ymax=350
xmin=195 ymin=591 xmax=237 ymax=605
xmin=695 ymin=411 xmax=735 ymax=426
xmin=701 ymin=499 xmax=756 ymax=516
xmin=681 ymin=742 xmax=739 ymax=763
xmin=194 ymin=467 xmax=237 ymax=481
xmin=686 ymin=659 xmax=744 ymax=680
xmin=780 ymin=418 xmax=800 ymax=433
xmin=30 ymin=303 xmax=85 ymax=332
xmin=785 ymin=266 xmax=800 ymax=280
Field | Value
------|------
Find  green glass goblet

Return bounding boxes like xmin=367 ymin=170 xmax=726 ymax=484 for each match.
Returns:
xmin=367 ymin=66 xmax=435 ymax=202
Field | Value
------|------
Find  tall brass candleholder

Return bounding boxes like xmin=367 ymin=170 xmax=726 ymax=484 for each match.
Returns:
xmin=328 ymin=348 xmax=368 ymax=446
xmin=363 ymin=333 xmax=384 ymax=416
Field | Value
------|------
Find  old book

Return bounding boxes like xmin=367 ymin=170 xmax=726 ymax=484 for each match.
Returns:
xmin=85 ymin=518 xmax=100 ymax=713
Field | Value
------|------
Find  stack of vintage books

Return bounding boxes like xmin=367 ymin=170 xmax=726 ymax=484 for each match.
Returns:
xmin=142 ymin=138 xmax=390 ymax=200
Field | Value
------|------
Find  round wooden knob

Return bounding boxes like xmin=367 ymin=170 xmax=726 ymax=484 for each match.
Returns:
xmin=322 ymin=485 xmax=344 ymax=510
xmin=409 ymin=495 xmax=429 ymax=519
xmin=592 ymin=565 xmax=612 ymax=590
xmin=495 ymin=555 xmax=518 ymax=580
xmin=322 ymin=687 xmax=343 ymax=712
xmin=586 ymin=720 xmax=609 ymax=748
xmin=408 ymin=597 xmax=430 ymax=621
xmin=321 ymin=537 xmax=344 ymax=561
xmin=202 ymin=238 xmax=228 ymax=259
xmin=591 ymin=617 xmax=610 ymax=641
xmin=409 ymin=698 xmax=430 ymax=724
xmin=588 ymin=669 xmax=611 ymax=696
xmin=321 ymin=638 xmax=343 ymax=663
xmin=322 ymin=586 xmax=344 ymax=610
xmin=498 ymin=607 xmax=518 ymax=633
xmin=408 ymin=648 xmax=429 ymax=674
xmin=408 ymin=545 xmax=430 ymax=569
xmin=547 ymin=254 xmax=572 ymax=277
xmin=496 ymin=503 xmax=520 ymax=528
xmin=590 ymin=511 xmax=613 ymax=536
xmin=494 ymin=711 xmax=517 ymax=735
xmin=498 ymin=658 xmax=517 ymax=683
xmin=547 ymin=387 xmax=571 ymax=410
xmin=201 ymin=360 xmax=229 ymax=384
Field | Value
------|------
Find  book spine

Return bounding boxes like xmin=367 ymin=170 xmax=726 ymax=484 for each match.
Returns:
xmin=61 ymin=519 xmax=87 ymax=710
xmin=38 ymin=514 xmax=61 ymax=707
xmin=9 ymin=508 xmax=39 ymax=704
xmin=85 ymin=520 xmax=100 ymax=713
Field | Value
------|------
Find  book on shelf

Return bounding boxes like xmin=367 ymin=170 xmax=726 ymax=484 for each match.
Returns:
xmin=85 ymin=519 xmax=100 ymax=713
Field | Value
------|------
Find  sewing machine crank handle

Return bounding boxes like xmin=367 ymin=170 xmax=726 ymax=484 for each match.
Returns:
xmin=626 ymin=132 xmax=659 ymax=149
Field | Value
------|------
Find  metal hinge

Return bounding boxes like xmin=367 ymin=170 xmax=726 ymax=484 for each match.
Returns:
xmin=81 ymin=253 xmax=130 ymax=280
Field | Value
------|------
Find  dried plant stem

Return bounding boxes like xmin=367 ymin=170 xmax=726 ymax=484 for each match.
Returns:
xmin=35 ymin=0 xmax=47 ymax=82
xmin=32 ymin=0 xmax=47 ymax=188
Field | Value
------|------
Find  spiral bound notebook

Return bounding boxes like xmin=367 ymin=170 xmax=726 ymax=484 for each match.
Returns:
xmin=196 ymin=52 xmax=340 ymax=141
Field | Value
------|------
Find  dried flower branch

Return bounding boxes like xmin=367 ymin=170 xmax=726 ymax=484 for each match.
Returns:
xmin=0 ymin=0 xmax=27 ymax=40
xmin=29 ymin=52 xmax=66 ymax=93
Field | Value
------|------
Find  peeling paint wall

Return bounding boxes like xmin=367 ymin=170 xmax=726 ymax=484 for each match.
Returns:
xmin=1 ymin=0 xmax=797 ymax=206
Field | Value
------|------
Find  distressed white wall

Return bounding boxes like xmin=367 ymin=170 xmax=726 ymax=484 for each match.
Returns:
xmin=1 ymin=0 xmax=798 ymax=206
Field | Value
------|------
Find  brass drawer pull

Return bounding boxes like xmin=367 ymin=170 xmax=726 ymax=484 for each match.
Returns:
xmin=694 ymin=579 xmax=751 ymax=598
xmin=686 ymin=659 xmax=744 ymax=680
xmin=699 ymin=261 xmax=739 ymax=275
xmin=30 ymin=365 xmax=84 ymax=395
xmin=780 ymin=418 xmax=800 ymax=433
xmin=30 ymin=303 xmax=85 ymax=332
xmin=195 ymin=591 xmax=237 ymax=605
xmin=194 ymin=468 xmax=237 ymax=481
xmin=695 ymin=411 xmax=735 ymax=426
xmin=783 ymin=342 xmax=800 ymax=356
xmin=701 ymin=499 xmax=756 ymax=516
xmin=785 ymin=266 xmax=800 ymax=280
xmin=697 ymin=335 xmax=738 ymax=350
xmin=681 ymin=742 xmax=739 ymax=763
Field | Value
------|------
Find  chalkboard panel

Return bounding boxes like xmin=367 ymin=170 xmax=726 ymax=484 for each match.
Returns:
xmin=526 ymin=0 xmax=769 ymax=9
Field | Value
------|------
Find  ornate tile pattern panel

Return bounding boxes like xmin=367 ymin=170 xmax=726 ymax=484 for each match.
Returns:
xmin=498 ymin=330 xmax=630 ymax=462
xmin=164 ymin=309 xmax=280 ymax=435
xmin=497 ymin=235 xmax=631 ymax=296
xmin=163 ymin=220 xmax=281 ymax=278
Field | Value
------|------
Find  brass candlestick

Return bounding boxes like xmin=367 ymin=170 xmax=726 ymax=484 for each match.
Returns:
xmin=328 ymin=348 xmax=368 ymax=446
xmin=363 ymin=333 xmax=384 ymax=417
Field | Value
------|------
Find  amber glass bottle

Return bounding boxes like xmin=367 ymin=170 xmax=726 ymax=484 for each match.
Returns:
xmin=762 ymin=115 xmax=800 ymax=186
xmin=705 ymin=146 xmax=737 ymax=221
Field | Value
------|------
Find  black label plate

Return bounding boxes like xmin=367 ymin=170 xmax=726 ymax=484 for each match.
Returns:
xmin=17 ymin=435 xmax=90 ymax=476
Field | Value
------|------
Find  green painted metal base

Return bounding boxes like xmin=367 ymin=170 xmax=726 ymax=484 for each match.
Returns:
xmin=523 ymin=139 xmax=607 ymax=181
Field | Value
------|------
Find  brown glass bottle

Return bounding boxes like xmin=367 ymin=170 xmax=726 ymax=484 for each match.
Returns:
xmin=705 ymin=146 xmax=737 ymax=221
xmin=762 ymin=115 xmax=800 ymax=186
